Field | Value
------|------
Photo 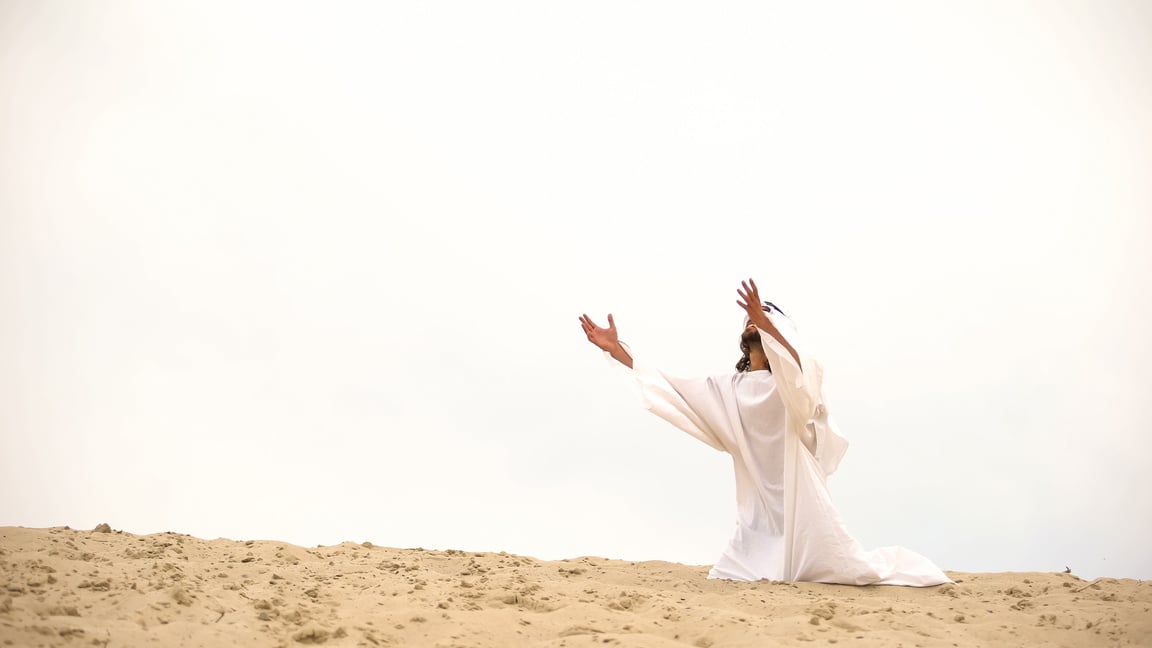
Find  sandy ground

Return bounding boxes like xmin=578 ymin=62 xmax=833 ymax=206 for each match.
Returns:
xmin=0 ymin=526 xmax=1148 ymax=648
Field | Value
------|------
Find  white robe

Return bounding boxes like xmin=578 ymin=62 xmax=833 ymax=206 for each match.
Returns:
xmin=617 ymin=314 xmax=951 ymax=586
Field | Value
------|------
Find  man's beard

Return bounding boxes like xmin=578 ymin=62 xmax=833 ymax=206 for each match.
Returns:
xmin=741 ymin=327 xmax=761 ymax=346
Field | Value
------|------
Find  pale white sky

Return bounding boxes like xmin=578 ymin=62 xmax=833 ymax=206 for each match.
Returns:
xmin=1 ymin=1 xmax=1149 ymax=580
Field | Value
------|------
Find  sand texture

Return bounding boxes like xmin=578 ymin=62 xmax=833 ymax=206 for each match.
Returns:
xmin=1 ymin=526 xmax=1148 ymax=647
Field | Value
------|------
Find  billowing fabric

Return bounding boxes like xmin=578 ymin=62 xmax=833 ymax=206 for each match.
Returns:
xmin=617 ymin=312 xmax=950 ymax=586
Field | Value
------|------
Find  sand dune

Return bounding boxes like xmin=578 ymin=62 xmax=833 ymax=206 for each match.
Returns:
xmin=0 ymin=525 xmax=1148 ymax=647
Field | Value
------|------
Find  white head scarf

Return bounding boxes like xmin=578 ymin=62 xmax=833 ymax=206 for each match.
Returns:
xmin=744 ymin=301 xmax=789 ymax=329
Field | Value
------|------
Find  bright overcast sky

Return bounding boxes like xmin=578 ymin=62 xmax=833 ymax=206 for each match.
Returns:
xmin=1 ymin=1 xmax=1149 ymax=581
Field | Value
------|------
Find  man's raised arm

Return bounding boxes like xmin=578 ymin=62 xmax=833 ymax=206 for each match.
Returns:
xmin=737 ymin=279 xmax=802 ymax=370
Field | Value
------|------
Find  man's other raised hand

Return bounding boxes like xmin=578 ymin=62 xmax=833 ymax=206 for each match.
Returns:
xmin=579 ymin=313 xmax=619 ymax=352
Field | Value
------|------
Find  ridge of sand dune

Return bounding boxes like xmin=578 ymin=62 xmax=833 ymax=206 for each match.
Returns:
xmin=1 ymin=526 xmax=1148 ymax=647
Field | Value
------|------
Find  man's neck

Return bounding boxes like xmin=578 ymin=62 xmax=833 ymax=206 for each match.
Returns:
xmin=748 ymin=351 xmax=770 ymax=372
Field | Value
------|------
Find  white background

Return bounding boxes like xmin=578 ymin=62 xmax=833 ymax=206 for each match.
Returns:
xmin=1 ymin=1 xmax=1149 ymax=580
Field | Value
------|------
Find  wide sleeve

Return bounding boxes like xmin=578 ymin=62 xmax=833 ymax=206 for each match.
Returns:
xmin=809 ymin=405 xmax=850 ymax=477
xmin=756 ymin=313 xmax=849 ymax=476
xmin=756 ymin=313 xmax=820 ymax=423
xmin=605 ymin=345 xmax=735 ymax=454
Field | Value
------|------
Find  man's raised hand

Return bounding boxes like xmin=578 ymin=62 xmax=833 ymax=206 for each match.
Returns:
xmin=579 ymin=313 xmax=619 ymax=352
xmin=736 ymin=279 xmax=772 ymax=330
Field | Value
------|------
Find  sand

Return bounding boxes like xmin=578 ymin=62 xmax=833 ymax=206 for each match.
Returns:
xmin=1 ymin=526 xmax=1148 ymax=647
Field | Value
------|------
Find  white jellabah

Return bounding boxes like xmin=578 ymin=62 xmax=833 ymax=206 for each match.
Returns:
xmin=613 ymin=311 xmax=951 ymax=586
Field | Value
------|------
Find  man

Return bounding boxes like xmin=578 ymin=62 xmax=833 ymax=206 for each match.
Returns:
xmin=579 ymin=279 xmax=950 ymax=585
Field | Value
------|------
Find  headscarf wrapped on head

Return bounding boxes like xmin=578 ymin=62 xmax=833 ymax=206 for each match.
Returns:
xmin=743 ymin=301 xmax=788 ymax=329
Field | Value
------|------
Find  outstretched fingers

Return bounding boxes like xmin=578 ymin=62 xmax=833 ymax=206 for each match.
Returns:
xmin=580 ymin=313 xmax=614 ymax=329
xmin=580 ymin=313 xmax=617 ymax=343
xmin=736 ymin=285 xmax=751 ymax=310
xmin=737 ymin=279 xmax=762 ymax=308
xmin=582 ymin=315 xmax=596 ymax=335
xmin=742 ymin=279 xmax=760 ymax=302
